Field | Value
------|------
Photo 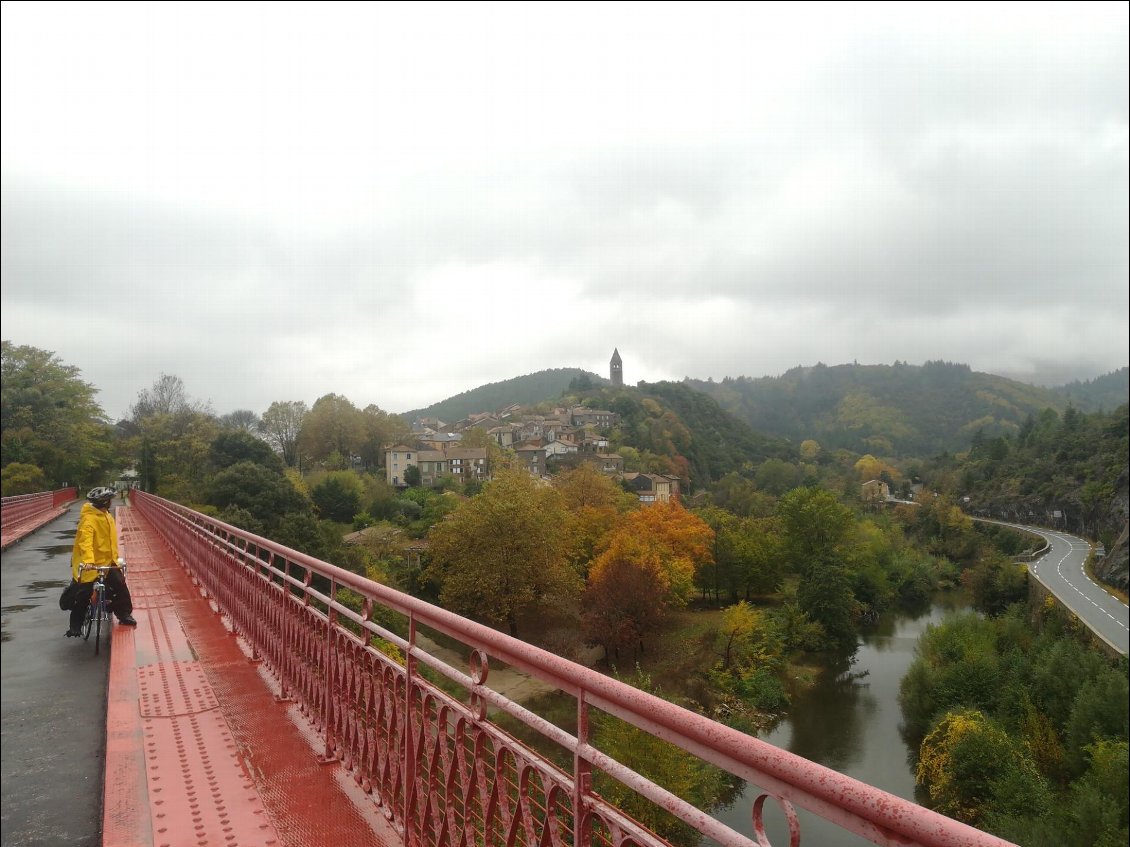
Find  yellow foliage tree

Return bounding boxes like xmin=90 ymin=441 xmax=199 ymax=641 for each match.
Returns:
xmin=425 ymin=467 xmax=580 ymax=636
xmin=590 ymin=501 xmax=714 ymax=607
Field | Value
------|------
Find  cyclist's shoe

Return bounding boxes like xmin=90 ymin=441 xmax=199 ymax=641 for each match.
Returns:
xmin=119 ymin=615 xmax=138 ymax=626
xmin=64 ymin=629 xmax=82 ymax=638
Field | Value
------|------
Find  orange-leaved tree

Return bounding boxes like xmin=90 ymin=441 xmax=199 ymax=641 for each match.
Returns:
xmin=584 ymin=501 xmax=714 ymax=657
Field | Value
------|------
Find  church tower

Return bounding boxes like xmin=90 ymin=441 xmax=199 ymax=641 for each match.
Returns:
xmin=610 ymin=348 xmax=623 ymax=387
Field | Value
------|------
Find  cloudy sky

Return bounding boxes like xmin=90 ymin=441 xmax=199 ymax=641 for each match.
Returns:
xmin=2 ymin=2 xmax=1127 ymax=421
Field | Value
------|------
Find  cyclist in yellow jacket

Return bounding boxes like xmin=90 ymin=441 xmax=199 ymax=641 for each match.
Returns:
xmin=66 ymin=487 xmax=136 ymax=636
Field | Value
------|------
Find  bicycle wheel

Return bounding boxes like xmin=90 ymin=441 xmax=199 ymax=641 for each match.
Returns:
xmin=81 ymin=591 xmax=94 ymax=640
xmin=94 ymin=597 xmax=103 ymax=655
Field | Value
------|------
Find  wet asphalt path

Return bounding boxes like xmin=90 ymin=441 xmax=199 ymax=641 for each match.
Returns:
xmin=1 ymin=504 xmax=106 ymax=847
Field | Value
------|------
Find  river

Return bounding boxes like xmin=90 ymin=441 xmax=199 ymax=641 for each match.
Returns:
xmin=712 ymin=596 xmax=973 ymax=847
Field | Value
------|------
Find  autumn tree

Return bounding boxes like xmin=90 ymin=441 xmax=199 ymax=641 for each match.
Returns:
xmin=917 ymin=709 xmax=1049 ymax=826
xmin=583 ymin=502 xmax=714 ymax=654
xmin=259 ymin=400 xmax=308 ymax=467
xmin=553 ymin=464 xmax=633 ymax=574
xmin=456 ymin=426 xmax=493 ymax=449
xmin=708 ymin=600 xmax=790 ymax=713
xmin=424 ymin=467 xmax=580 ymax=636
xmin=582 ymin=549 xmax=669 ymax=660
xmin=799 ymin=439 xmax=822 ymax=461
xmin=591 ymin=501 xmax=714 ymax=607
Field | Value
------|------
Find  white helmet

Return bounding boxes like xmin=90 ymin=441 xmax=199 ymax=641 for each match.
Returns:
xmin=86 ymin=486 xmax=115 ymax=503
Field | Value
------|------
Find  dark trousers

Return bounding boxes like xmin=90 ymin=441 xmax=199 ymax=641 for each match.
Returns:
xmin=69 ymin=568 xmax=133 ymax=631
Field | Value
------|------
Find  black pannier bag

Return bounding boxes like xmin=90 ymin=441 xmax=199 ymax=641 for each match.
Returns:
xmin=59 ymin=580 xmax=83 ymax=611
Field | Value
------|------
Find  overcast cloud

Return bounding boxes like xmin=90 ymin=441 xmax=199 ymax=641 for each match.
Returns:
xmin=2 ymin=1 xmax=1127 ymax=420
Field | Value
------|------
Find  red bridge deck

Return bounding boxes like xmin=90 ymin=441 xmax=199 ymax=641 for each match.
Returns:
xmin=106 ymin=505 xmax=402 ymax=847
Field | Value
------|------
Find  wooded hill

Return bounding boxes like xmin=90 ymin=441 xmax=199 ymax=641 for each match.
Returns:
xmin=1051 ymin=366 xmax=1130 ymax=412
xmin=683 ymin=361 xmax=1129 ymax=458
xmin=401 ymin=368 xmax=603 ymax=424
xmin=573 ymin=381 xmax=794 ymax=489
xmin=956 ymin=403 xmax=1130 ymax=590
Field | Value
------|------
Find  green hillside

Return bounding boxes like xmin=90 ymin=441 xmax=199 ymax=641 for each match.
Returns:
xmin=562 ymin=381 xmax=794 ymax=489
xmin=956 ymin=403 xmax=1129 ymax=590
xmin=401 ymin=368 xmax=604 ymax=424
xmin=1052 ymin=367 xmax=1130 ymax=412
xmin=683 ymin=361 xmax=1099 ymax=458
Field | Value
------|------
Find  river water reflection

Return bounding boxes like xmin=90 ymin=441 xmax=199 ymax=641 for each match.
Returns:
xmin=712 ymin=596 xmax=973 ymax=847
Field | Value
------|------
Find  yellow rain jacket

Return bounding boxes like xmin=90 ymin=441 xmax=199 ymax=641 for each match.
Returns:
xmin=71 ymin=502 xmax=120 ymax=583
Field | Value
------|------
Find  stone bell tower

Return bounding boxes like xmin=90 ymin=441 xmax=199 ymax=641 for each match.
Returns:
xmin=610 ymin=348 xmax=623 ymax=387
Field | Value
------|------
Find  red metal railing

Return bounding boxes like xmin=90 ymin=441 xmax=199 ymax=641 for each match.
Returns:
xmin=0 ymin=488 xmax=76 ymax=527
xmin=132 ymin=490 xmax=1016 ymax=847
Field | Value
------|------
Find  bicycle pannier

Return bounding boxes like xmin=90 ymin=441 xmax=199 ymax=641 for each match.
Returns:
xmin=59 ymin=580 xmax=83 ymax=611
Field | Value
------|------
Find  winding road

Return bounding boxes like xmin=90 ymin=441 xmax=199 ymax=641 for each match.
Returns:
xmin=983 ymin=519 xmax=1129 ymax=655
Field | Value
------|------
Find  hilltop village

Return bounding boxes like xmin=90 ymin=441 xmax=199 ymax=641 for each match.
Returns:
xmin=384 ymin=350 xmax=681 ymax=503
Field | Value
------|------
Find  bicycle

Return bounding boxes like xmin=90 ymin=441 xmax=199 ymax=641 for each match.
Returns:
xmin=78 ymin=564 xmax=119 ymax=655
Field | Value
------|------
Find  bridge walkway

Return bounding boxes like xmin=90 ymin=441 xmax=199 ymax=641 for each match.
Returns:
xmin=107 ymin=504 xmax=401 ymax=847
xmin=1 ymin=500 xmax=74 ymax=550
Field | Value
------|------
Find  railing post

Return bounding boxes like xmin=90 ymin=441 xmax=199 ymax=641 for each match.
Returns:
xmin=404 ymin=613 xmax=417 ymax=846
xmin=320 ymin=577 xmax=339 ymax=764
xmin=575 ymin=692 xmax=592 ymax=847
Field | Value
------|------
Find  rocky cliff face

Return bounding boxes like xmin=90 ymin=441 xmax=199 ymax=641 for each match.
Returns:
xmin=1095 ymin=519 xmax=1129 ymax=592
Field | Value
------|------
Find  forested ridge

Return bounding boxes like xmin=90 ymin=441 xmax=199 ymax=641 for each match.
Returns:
xmin=957 ymin=403 xmax=1129 ymax=590
xmin=684 ymin=361 xmax=1128 ymax=457
xmin=401 ymin=367 xmax=602 ymax=424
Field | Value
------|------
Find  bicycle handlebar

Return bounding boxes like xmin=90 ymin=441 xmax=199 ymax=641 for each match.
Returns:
xmin=78 ymin=564 xmax=119 ymax=575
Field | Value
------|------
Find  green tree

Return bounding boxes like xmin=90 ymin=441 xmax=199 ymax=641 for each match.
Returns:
xmin=969 ymin=552 xmax=1028 ymax=615
xmin=358 ymin=404 xmax=411 ymax=469
xmin=125 ymin=374 xmax=217 ymax=499
xmin=777 ymin=487 xmax=860 ymax=648
xmin=0 ymin=462 xmax=48 ymax=496
xmin=209 ymin=429 xmax=282 ymax=472
xmin=591 ymin=672 xmax=734 ymax=846
xmin=311 ymin=472 xmax=364 ymax=523
xmin=424 ymin=467 xmax=580 ymax=636
xmin=1059 ymin=740 xmax=1130 ymax=847
xmin=754 ymin=458 xmax=801 ymax=496
xmin=207 ymin=461 xmax=311 ymax=527
xmin=1 ymin=341 xmax=116 ymax=486
xmin=1063 ymin=670 xmax=1130 ymax=776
